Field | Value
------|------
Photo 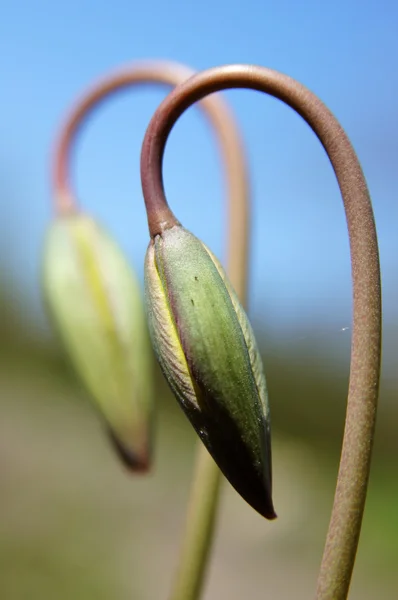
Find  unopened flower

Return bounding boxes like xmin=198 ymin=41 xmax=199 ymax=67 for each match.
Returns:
xmin=43 ymin=214 xmax=153 ymax=471
xmin=145 ymin=225 xmax=275 ymax=518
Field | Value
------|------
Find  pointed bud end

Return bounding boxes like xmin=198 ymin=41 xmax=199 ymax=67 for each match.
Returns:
xmin=229 ymin=461 xmax=276 ymax=520
xmin=232 ymin=441 xmax=277 ymax=520
xmin=107 ymin=427 xmax=152 ymax=474
xmin=195 ymin=409 xmax=276 ymax=520
xmin=260 ymin=498 xmax=277 ymax=520
xmin=226 ymin=461 xmax=276 ymax=520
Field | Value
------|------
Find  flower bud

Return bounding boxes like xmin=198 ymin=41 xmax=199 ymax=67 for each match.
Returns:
xmin=43 ymin=214 xmax=153 ymax=472
xmin=145 ymin=225 xmax=275 ymax=519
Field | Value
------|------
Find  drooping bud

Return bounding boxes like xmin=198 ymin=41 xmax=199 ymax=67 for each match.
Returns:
xmin=145 ymin=225 xmax=275 ymax=519
xmin=43 ymin=213 xmax=153 ymax=472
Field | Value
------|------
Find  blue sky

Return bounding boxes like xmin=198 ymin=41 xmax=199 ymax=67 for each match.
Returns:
xmin=0 ymin=1 xmax=397 ymax=365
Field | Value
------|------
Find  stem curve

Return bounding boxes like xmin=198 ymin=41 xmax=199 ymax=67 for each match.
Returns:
xmin=52 ymin=60 xmax=250 ymax=299
xmin=140 ymin=64 xmax=382 ymax=599
xmin=51 ymin=60 xmax=251 ymax=600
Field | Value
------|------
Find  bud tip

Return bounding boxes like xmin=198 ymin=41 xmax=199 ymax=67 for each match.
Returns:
xmin=107 ymin=428 xmax=151 ymax=474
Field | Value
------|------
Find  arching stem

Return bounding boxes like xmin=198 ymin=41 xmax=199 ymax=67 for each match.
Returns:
xmin=52 ymin=60 xmax=250 ymax=600
xmin=140 ymin=64 xmax=382 ymax=600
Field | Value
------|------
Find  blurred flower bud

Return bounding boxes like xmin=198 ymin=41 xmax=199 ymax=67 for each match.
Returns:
xmin=43 ymin=214 xmax=153 ymax=472
xmin=145 ymin=225 xmax=275 ymax=518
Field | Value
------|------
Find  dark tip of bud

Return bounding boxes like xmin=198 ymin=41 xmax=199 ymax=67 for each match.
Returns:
xmin=187 ymin=401 xmax=276 ymax=520
xmin=107 ymin=427 xmax=151 ymax=474
xmin=265 ymin=507 xmax=278 ymax=520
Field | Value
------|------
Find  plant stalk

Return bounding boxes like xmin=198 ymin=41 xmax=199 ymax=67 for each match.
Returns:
xmin=168 ymin=446 xmax=223 ymax=600
xmin=140 ymin=64 xmax=382 ymax=600
xmin=52 ymin=60 xmax=250 ymax=599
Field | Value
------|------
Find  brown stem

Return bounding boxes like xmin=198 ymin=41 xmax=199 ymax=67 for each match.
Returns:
xmin=52 ymin=60 xmax=249 ymax=300
xmin=140 ymin=64 xmax=382 ymax=599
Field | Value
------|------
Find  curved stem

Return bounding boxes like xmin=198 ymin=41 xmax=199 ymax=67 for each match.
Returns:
xmin=140 ymin=64 xmax=382 ymax=599
xmin=52 ymin=60 xmax=249 ymax=300
xmin=51 ymin=60 xmax=250 ymax=600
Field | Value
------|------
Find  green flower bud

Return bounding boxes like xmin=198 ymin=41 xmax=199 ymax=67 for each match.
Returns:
xmin=145 ymin=225 xmax=275 ymax=519
xmin=43 ymin=214 xmax=153 ymax=472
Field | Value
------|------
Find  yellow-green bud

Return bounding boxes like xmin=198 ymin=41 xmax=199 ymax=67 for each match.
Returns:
xmin=43 ymin=214 xmax=153 ymax=472
xmin=145 ymin=225 xmax=275 ymax=519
